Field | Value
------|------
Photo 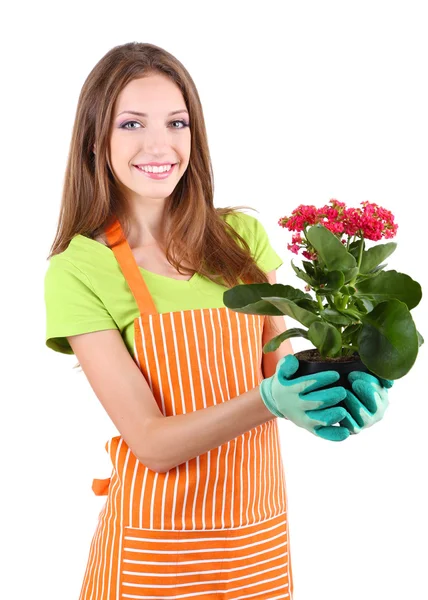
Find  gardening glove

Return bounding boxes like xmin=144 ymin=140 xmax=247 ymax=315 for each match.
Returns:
xmin=260 ymin=354 xmax=351 ymax=441
xmin=340 ymin=372 xmax=394 ymax=434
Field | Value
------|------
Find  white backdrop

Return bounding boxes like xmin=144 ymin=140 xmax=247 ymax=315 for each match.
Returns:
xmin=2 ymin=1 xmax=427 ymax=599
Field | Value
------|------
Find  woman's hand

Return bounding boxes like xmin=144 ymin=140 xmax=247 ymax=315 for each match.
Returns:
xmin=260 ymin=354 xmax=351 ymax=441
xmin=340 ymin=372 xmax=394 ymax=434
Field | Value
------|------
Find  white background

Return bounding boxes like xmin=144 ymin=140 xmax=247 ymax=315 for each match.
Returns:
xmin=2 ymin=1 xmax=427 ymax=599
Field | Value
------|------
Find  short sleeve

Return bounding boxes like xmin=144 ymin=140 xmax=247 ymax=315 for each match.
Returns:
xmin=44 ymin=256 xmax=118 ymax=355
xmin=239 ymin=212 xmax=284 ymax=273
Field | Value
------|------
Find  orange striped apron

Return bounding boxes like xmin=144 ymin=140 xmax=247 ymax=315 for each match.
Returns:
xmin=79 ymin=217 xmax=294 ymax=600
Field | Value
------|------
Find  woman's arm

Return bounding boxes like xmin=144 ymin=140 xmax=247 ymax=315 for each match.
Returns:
xmin=68 ymin=329 xmax=275 ymax=475
xmin=150 ymin=385 xmax=274 ymax=472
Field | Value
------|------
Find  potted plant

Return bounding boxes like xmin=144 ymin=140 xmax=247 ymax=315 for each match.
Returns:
xmin=223 ymin=199 xmax=424 ymax=390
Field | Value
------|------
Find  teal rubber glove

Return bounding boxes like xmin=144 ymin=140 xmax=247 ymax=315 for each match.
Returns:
xmin=340 ymin=372 xmax=394 ymax=434
xmin=260 ymin=354 xmax=351 ymax=441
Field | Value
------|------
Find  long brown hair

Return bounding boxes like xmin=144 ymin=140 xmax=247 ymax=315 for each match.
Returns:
xmin=48 ymin=42 xmax=281 ymax=342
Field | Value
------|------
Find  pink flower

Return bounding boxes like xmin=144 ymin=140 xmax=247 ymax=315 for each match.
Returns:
xmin=302 ymin=250 xmax=318 ymax=261
xmin=287 ymin=243 xmax=301 ymax=255
xmin=323 ymin=220 xmax=344 ymax=234
xmin=280 ymin=199 xmax=398 ymax=258
xmin=315 ymin=199 xmax=350 ymax=236
xmin=317 ymin=199 xmax=346 ymax=222
xmin=279 ymin=204 xmax=318 ymax=232
xmin=319 ymin=207 xmax=339 ymax=220
xmin=384 ymin=223 xmax=398 ymax=238
xmin=362 ymin=215 xmax=383 ymax=241
xmin=360 ymin=201 xmax=398 ymax=241
xmin=342 ymin=207 xmax=363 ymax=236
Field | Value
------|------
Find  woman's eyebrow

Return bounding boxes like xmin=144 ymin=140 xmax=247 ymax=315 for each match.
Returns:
xmin=117 ymin=109 xmax=189 ymax=117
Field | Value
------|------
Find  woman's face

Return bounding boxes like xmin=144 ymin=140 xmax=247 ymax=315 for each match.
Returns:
xmin=109 ymin=73 xmax=191 ymax=204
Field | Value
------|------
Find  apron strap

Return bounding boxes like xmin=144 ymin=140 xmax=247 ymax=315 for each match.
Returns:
xmin=104 ymin=217 xmax=158 ymax=316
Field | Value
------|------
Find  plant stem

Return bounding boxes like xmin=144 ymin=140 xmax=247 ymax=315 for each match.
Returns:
xmin=302 ymin=227 xmax=310 ymax=245
xmin=317 ymin=295 xmax=323 ymax=311
xmin=340 ymin=295 xmax=349 ymax=310
xmin=350 ymin=234 xmax=365 ymax=287
xmin=327 ymin=295 xmax=336 ymax=309
xmin=357 ymin=235 xmax=364 ymax=269
xmin=343 ymin=346 xmax=356 ymax=357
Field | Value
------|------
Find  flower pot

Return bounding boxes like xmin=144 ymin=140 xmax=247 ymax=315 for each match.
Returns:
xmin=290 ymin=349 xmax=372 ymax=409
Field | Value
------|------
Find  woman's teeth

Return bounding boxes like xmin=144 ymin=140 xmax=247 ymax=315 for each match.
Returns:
xmin=136 ymin=164 xmax=172 ymax=173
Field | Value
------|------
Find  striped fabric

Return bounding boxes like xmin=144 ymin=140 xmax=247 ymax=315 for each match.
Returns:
xmin=79 ymin=218 xmax=293 ymax=599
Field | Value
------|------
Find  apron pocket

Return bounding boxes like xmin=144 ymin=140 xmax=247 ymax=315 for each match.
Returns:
xmin=119 ymin=514 xmax=290 ymax=599
xmin=119 ymin=525 xmax=230 ymax=598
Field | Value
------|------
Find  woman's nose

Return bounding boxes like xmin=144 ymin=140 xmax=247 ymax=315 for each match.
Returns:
xmin=143 ymin=127 xmax=170 ymax=152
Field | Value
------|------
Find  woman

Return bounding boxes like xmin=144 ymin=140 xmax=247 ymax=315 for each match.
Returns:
xmin=44 ymin=42 xmax=391 ymax=600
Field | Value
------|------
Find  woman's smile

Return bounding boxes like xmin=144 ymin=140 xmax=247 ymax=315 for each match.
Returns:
xmin=133 ymin=163 xmax=178 ymax=180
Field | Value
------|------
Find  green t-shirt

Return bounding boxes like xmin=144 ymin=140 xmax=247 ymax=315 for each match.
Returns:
xmin=44 ymin=211 xmax=284 ymax=355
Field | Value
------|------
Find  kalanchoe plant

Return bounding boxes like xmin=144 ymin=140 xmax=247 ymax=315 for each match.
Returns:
xmin=223 ymin=199 xmax=424 ymax=380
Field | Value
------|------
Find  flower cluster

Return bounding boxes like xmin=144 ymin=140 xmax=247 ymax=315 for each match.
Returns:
xmin=278 ymin=199 xmax=398 ymax=259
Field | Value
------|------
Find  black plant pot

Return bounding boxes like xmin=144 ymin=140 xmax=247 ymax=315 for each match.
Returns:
xmin=290 ymin=350 xmax=373 ymax=410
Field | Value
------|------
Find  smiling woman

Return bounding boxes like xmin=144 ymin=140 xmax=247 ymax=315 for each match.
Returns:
xmin=42 ymin=34 xmax=391 ymax=598
xmin=107 ymin=74 xmax=191 ymax=221
xmin=44 ymin=41 xmax=303 ymax=600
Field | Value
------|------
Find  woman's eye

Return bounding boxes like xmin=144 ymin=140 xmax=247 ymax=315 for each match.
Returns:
xmin=121 ymin=119 xmax=189 ymax=130
xmin=170 ymin=119 xmax=189 ymax=129
xmin=122 ymin=121 xmax=140 ymax=130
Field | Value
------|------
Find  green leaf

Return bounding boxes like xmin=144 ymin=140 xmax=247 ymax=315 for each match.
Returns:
xmin=291 ymin=260 xmax=318 ymax=286
xmin=306 ymin=225 xmax=357 ymax=272
xmin=302 ymin=260 xmax=316 ymax=277
xmin=342 ymin=323 xmax=362 ymax=340
xmin=339 ymin=285 xmax=356 ymax=296
xmin=417 ymin=330 xmax=425 ymax=347
xmin=348 ymin=239 xmax=365 ymax=260
xmin=223 ymin=283 xmax=313 ymax=316
xmin=356 ymin=264 xmax=387 ymax=281
xmin=343 ymin=267 xmax=359 ymax=283
xmin=369 ymin=263 xmax=387 ymax=274
xmin=263 ymin=328 xmax=309 ymax=353
xmin=321 ymin=308 xmax=354 ymax=326
xmin=360 ymin=242 xmax=397 ymax=274
xmin=308 ymin=321 xmax=342 ymax=357
xmin=355 ymin=270 xmax=422 ymax=310
xmin=261 ymin=296 xmax=319 ymax=328
xmin=358 ymin=299 xmax=419 ymax=379
xmin=315 ymin=288 xmax=330 ymax=297
xmin=321 ymin=270 xmax=345 ymax=292
xmin=353 ymin=297 xmax=374 ymax=313
xmin=295 ymin=298 xmax=320 ymax=312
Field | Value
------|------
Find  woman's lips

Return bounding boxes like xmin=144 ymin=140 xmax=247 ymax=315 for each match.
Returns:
xmin=134 ymin=163 xmax=177 ymax=180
